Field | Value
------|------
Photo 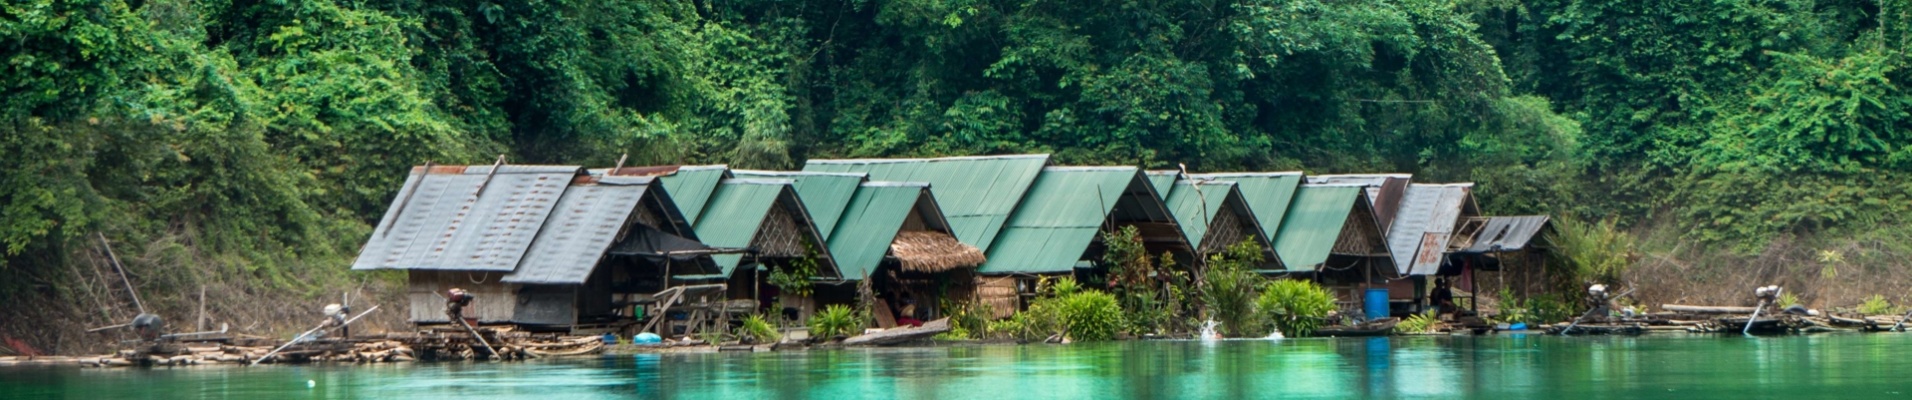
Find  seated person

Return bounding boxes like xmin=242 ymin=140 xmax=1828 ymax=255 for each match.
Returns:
xmin=895 ymin=293 xmax=923 ymax=327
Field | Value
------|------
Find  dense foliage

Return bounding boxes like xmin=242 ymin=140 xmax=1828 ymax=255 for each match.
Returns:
xmin=6 ymin=0 xmax=1912 ymax=349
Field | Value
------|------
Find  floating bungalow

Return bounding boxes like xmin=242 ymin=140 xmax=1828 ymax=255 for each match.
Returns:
xmin=1382 ymin=183 xmax=1483 ymax=313
xmin=351 ymin=165 xmax=712 ymax=333
xmin=804 ymin=155 xmax=1049 ymax=317
xmin=976 ymin=166 xmax=1187 ymax=313
xmin=822 ymin=182 xmax=986 ymax=325
xmin=678 ymin=178 xmax=841 ymax=301
xmin=1271 ymin=184 xmax=1395 ymax=317
xmin=731 ymin=170 xmax=986 ymax=324
xmin=1450 ymin=215 xmax=1555 ymax=303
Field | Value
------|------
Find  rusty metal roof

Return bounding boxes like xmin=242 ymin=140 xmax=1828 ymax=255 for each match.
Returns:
xmin=504 ymin=176 xmax=694 ymax=284
xmin=1385 ymin=183 xmax=1478 ymax=275
xmin=352 ymin=165 xmax=582 ymax=272
xmin=1463 ymin=215 xmax=1552 ymax=253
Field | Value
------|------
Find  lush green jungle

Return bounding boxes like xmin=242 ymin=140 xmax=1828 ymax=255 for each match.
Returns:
xmin=4 ymin=0 xmax=1912 ymax=353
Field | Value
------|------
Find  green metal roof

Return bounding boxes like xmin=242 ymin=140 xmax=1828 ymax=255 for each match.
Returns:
xmin=979 ymin=167 xmax=1152 ymax=274
xmin=1164 ymin=180 xmax=1245 ymax=249
xmin=1189 ymin=172 xmax=1303 ymax=241
xmin=1145 ymin=170 xmax=1180 ymax=196
xmin=826 ymin=182 xmax=949 ymax=279
xmin=803 ymin=154 xmax=1049 ymax=252
xmin=1272 ymin=185 xmax=1363 ymax=269
xmin=692 ymin=179 xmax=835 ymax=277
xmin=655 ymin=165 xmax=731 ymax=225
xmin=731 ymin=170 xmax=867 ymax=239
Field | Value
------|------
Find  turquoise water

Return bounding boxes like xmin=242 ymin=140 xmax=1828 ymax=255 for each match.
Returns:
xmin=4 ymin=334 xmax=1910 ymax=399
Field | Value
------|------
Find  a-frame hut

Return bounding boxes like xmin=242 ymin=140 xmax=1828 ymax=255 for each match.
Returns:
xmin=1187 ymin=172 xmax=1305 ymax=271
xmin=979 ymin=166 xmax=1187 ymax=278
xmin=1145 ymin=170 xmax=1274 ymax=259
xmin=682 ymin=178 xmax=841 ymax=302
xmin=823 ymin=182 xmax=985 ymax=325
xmin=1382 ymin=183 xmax=1483 ymax=311
xmin=1272 ymin=184 xmax=1395 ymax=318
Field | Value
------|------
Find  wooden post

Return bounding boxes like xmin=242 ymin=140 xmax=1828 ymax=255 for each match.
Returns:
xmin=197 ymin=286 xmax=207 ymax=331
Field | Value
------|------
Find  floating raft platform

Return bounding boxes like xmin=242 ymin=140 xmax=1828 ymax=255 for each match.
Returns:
xmin=39 ymin=325 xmax=609 ymax=368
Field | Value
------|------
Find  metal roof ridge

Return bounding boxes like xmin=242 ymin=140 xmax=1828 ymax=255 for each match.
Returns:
xmin=1300 ymin=183 xmax=1369 ymax=188
xmin=1409 ymin=182 xmax=1476 ymax=188
xmin=803 ymin=154 xmax=1051 ymax=164
xmin=732 ymin=169 xmax=867 ymax=178
xmin=860 ymin=181 xmax=930 ymax=188
xmin=1189 ymin=171 xmax=1305 ymax=177
xmin=675 ymin=165 xmax=730 ymax=171
xmin=1042 ymin=166 xmax=1138 ymax=171
xmin=722 ymin=178 xmax=795 ymax=185
xmin=594 ymin=175 xmax=657 ymax=185
xmin=1176 ymin=179 xmax=1237 ymax=186
xmin=1311 ymin=173 xmax=1412 ymax=178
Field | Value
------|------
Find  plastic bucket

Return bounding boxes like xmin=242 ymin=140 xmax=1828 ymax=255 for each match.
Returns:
xmin=1364 ymin=288 xmax=1390 ymax=320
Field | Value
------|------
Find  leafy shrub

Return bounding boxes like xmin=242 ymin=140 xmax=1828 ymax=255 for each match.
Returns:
xmin=1777 ymin=292 xmax=1801 ymax=309
xmin=1398 ymin=310 xmax=1439 ymax=334
xmin=1201 ymin=239 xmax=1266 ymax=337
xmin=740 ymin=314 xmax=781 ymax=343
xmin=1548 ymin=216 xmax=1638 ymax=286
xmin=1257 ymin=279 xmax=1335 ymax=337
xmin=1859 ymin=295 xmax=1896 ymax=315
xmin=1055 ymin=290 xmax=1124 ymax=341
xmin=936 ymin=301 xmax=991 ymax=340
xmin=1046 ymin=276 xmax=1083 ymax=297
xmin=808 ymin=304 xmax=861 ymax=339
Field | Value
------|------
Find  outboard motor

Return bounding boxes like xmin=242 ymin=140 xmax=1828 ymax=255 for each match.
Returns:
xmin=131 ymin=313 xmax=165 ymax=342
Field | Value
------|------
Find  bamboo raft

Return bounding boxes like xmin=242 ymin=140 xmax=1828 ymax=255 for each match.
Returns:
xmin=15 ymin=326 xmax=612 ymax=368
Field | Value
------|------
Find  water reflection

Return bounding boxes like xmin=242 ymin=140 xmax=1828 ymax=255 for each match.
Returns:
xmin=5 ymin=334 xmax=1911 ymax=399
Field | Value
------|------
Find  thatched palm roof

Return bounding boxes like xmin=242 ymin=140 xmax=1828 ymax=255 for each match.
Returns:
xmin=890 ymin=231 xmax=986 ymax=273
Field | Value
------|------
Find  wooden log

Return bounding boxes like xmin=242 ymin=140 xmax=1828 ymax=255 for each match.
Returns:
xmin=1662 ymin=305 xmax=1757 ymax=314
xmin=843 ymin=318 xmax=950 ymax=346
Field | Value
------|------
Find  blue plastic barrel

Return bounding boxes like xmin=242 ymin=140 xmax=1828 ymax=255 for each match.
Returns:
xmin=1364 ymin=288 xmax=1391 ymax=320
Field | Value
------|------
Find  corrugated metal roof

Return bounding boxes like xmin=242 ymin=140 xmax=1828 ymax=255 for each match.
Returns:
xmin=1188 ymin=172 xmax=1303 ymax=244
xmin=504 ymin=176 xmax=678 ymax=284
xmin=980 ymin=167 xmax=1162 ymax=274
xmin=652 ymin=165 xmax=731 ymax=225
xmin=1385 ymin=183 xmax=1476 ymax=275
xmin=353 ymin=165 xmax=581 ymax=271
xmin=1145 ymin=170 xmax=1181 ymax=196
xmin=693 ymin=179 xmax=836 ymax=277
xmin=803 ymin=154 xmax=1049 ymax=252
xmin=1305 ymin=174 xmax=1411 ymax=231
xmin=1163 ymin=180 xmax=1267 ymax=253
xmin=826 ymin=182 xmax=948 ymax=279
xmin=1463 ymin=215 xmax=1551 ymax=252
xmin=1272 ymin=185 xmax=1364 ymax=269
xmin=731 ymin=170 xmax=868 ymax=240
